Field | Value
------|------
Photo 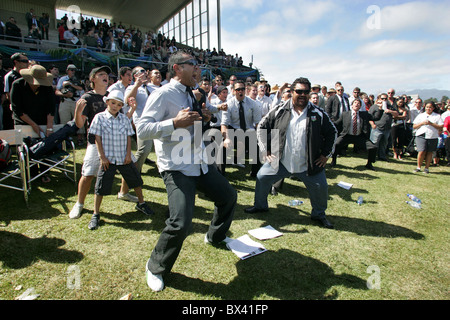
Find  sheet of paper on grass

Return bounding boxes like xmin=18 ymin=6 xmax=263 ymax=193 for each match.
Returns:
xmin=337 ymin=181 xmax=353 ymax=190
xmin=248 ymin=225 xmax=283 ymax=240
xmin=226 ymin=235 xmax=267 ymax=260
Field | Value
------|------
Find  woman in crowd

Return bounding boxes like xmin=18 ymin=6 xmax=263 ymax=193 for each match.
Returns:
xmin=391 ymin=98 xmax=409 ymax=160
xmin=412 ymin=102 xmax=444 ymax=173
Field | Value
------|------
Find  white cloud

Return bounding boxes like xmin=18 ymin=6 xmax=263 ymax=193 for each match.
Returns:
xmin=360 ymin=1 xmax=450 ymax=38
xmin=356 ymin=39 xmax=439 ymax=57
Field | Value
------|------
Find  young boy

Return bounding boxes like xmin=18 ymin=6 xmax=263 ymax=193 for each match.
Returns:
xmin=87 ymin=90 xmax=154 ymax=230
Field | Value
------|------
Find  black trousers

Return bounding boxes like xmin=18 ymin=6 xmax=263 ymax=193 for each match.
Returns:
xmin=147 ymin=165 xmax=236 ymax=276
xmin=216 ymin=126 xmax=261 ymax=176
xmin=333 ymin=134 xmax=377 ymax=164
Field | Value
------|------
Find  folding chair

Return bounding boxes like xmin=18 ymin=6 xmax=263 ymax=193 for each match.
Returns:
xmin=0 ymin=129 xmax=31 ymax=205
xmin=16 ymin=125 xmax=77 ymax=191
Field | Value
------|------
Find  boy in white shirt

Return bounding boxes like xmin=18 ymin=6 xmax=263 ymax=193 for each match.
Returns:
xmin=88 ymin=90 xmax=154 ymax=229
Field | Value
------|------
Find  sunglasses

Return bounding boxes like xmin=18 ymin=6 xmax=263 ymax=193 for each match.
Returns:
xmin=178 ymin=59 xmax=198 ymax=66
xmin=17 ymin=59 xmax=29 ymax=63
xmin=235 ymin=87 xmax=245 ymax=92
xmin=294 ymin=89 xmax=310 ymax=95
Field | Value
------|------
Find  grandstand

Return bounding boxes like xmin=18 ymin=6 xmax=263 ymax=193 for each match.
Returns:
xmin=0 ymin=0 xmax=259 ymax=81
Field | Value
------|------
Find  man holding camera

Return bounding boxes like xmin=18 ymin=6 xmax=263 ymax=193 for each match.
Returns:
xmin=56 ymin=64 xmax=83 ymax=125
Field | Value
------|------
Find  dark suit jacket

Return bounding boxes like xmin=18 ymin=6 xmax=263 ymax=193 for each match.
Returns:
xmin=337 ymin=110 xmax=373 ymax=140
xmin=325 ymin=94 xmax=350 ymax=125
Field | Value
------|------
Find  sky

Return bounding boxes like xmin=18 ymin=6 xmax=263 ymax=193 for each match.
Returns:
xmin=207 ymin=0 xmax=450 ymax=96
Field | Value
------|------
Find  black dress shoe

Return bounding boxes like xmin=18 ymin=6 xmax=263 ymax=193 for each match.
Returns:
xmin=244 ymin=207 xmax=269 ymax=214
xmin=311 ymin=216 xmax=334 ymax=229
xmin=365 ymin=163 xmax=376 ymax=171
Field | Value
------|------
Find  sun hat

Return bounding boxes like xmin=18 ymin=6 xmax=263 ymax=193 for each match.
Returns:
xmin=20 ymin=65 xmax=53 ymax=86
xmin=103 ymin=90 xmax=124 ymax=104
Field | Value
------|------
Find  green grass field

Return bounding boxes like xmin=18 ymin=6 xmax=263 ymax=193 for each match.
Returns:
xmin=1 ymin=146 xmax=449 ymax=300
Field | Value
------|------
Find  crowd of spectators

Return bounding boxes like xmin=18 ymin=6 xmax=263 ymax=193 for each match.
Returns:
xmin=1 ymin=8 xmax=246 ymax=70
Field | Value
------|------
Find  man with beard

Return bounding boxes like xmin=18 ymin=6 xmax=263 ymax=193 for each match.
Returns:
xmin=244 ymin=77 xmax=337 ymax=229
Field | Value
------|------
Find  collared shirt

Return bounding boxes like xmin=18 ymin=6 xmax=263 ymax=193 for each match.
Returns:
xmin=136 ymin=78 xmax=208 ymax=176
xmin=88 ymin=110 xmax=135 ymax=165
xmin=281 ymin=106 xmax=308 ymax=173
xmin=124 ymin=83 xmax=151 ymax=124
xmin=339 ymin=95 xmax=348 ymax=114
xmin=256 ymin=95 xmax=272 ymax=117
xmin=221 ymin=96 xmax=262 ymax=129
xmin=413 ymin=112 xmax=443 ymax=139
xmin=210 ymin=96 xmax=226 ymax=128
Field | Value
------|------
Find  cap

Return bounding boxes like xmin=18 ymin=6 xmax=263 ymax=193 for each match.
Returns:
xmin=89 ymin=66 xmax=112 ymax=80
xmin=66 ymin=64 xmax=77 ymax=70
xmin=103 ymin=90 xmax=124 ymax=104
xmin=20 ymin=65 xmax=53 ymax=87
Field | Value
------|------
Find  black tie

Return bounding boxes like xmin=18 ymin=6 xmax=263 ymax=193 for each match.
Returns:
xmin=239 ymin=101 xmax=246 ymax=131
xmin=186 ymin=87 xmax=203 ymax=121
xmin=341 ymin=97 xmax=347 ymax=112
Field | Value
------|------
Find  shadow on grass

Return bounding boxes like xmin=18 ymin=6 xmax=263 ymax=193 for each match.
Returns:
xmin=231 ymin=204 xmax=424 ymax=240
xmin=0 ymin=230 xmax=84 ymax=269
xmin=167 ymin=248 xmax=366 ymax=300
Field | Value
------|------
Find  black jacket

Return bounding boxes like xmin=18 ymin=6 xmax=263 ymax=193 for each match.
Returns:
xmin=257 ymin=100 xmax=337 ymax=176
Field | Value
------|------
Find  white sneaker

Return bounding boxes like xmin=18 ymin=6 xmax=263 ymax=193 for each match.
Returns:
xmin=204 ymin=234 xmax=233 ymax=246
xmin=117 ymin=192 xmax=139 ymax=203
xmin=145 ymin=263 xmax=164 ymax=292
xmin=69 ymin=202 xmax=83 ymax=219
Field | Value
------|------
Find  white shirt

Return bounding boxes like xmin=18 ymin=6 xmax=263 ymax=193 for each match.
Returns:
xmin=256 ymin=95 xmax=272 ymax=117
xmin=281 ymin=107 xmax=308 ymax=173
xmin=124 ymin=84 xmax=151 ymax=124
xmin=409 ymin=107 xmax=422 ymax=123
xmin=221 ymin=96 xmax=262 ymax=130
xmin=136 ymin=79 xmax=208 ymax=176
xmin=413 ymin=112 xmax=443 ymax=139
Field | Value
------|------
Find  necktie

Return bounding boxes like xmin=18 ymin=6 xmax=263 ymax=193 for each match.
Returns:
xmin=239 ymin=101 xmax=246 ymax=131
xmin=341 ymin=97 xmax=347 ymax=112
xmin=186 ymin=87 xmax=203 ymax=121
xmin=352 ymin=112 xmax=358 ymax=135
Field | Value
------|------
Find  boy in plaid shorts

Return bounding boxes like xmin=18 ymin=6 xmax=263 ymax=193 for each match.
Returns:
xmin=88 ymin=90 xmax=154 ymax=230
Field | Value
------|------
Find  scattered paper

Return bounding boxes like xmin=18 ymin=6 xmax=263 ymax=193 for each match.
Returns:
xmin=337 ymin=181 xmax=353 ymax=190
xmin=119 ymin=293 xmax=133 ymax=300
xmin=15 ymin=287 xmax=40 ymax=300
xmin=226 ymin=235 xmax=267 ymax=260
xmin=248 ymin=225 xmax=283 ymax=240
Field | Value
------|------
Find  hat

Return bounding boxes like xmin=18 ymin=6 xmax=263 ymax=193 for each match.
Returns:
xmin=20 ymin=65 xmax=53 ymax=87
xmin=260 ymin=77 xmax=267 ymax=82
xmin=312 ymin=84 xmax=321 ymax=89
xmin=66 ymin=64 xmax=77 ymax=70
xmin=89 ymin=66 xmax=112 ymax=80
xmin=270 ymin=84 xmax=280 ymax=94
xmin=103 ymin=90 xmax=124 ymax=104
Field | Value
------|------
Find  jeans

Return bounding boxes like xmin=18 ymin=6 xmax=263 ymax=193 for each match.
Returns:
xmin=370 ymin=127 xmax=391 ymax=160
xmin=254 ymin=162 xmax=329 ymax=219
xmin=147 ymin=165 xmax=236 ymax=276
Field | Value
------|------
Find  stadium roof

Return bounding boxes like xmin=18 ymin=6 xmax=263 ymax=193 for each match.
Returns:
xmin=27 ymin=0 xmax=192 ymax=32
